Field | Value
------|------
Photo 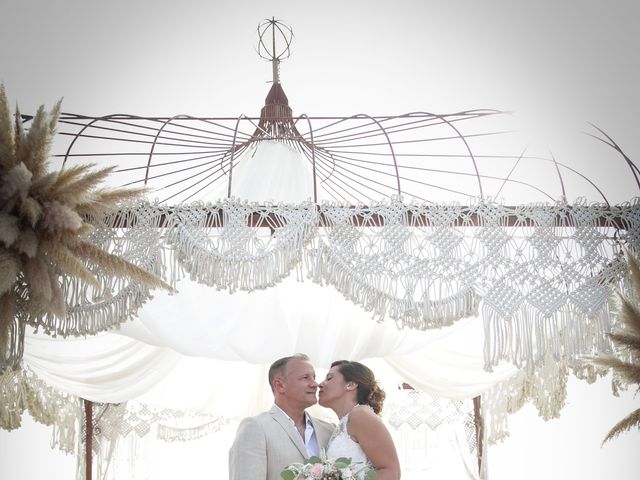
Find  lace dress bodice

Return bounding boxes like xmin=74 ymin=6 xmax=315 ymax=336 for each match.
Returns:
xmin=326 ymin=409 xmax=374 ymax=480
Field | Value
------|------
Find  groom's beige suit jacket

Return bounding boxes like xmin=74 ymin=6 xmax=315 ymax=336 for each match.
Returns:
xmin=229 ymin=405 xmax=334 ymax=480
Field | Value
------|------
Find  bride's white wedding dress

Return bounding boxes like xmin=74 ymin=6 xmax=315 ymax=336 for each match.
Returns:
xmin=326 ymin=409 xmax=374 ymax=480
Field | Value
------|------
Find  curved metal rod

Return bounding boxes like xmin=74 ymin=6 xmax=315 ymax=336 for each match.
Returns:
xmin=62 ymin=114 xmax=138 ymax=169
xmin=307 ymin=109 xmax=506 ymax=138
xmin=298 ymin=113 xmax=317 ymax=202
xmin=160 ymin=163 xmax=229 ymax=204
xmin=302 ymin=149 xmax=392 ymax=201
xmin=549 ymin=150 xmax=567 ymax=201
xmin=227 ymin=114 xmax=248 ymax=198
xmin=115 ymin=150 xmax=228 ymax=173
xmin=273 ymin=21 xmax=294 ymax=60
xmin=154 ymin=145 xmax=250 ymax=203
xmin=54 ymin=111 xmax=629 ymax=205
xmin=554 ymin=162 xmax=609 ymax=205
xmin=145 ymin=114 xmax=193 ymax=186
xmin=179 ymin=150 xmax=248 ymax=204
xmin=585 ymin=122 xmax=640 ymax=192
xmin=407 ymin=111 xmax=485 ymax=200
xmin=352 ymin=113 xmax=401 ymax=196
xmin=299 ymin=144 xmax=369 ymax=198
xmin=325 ymin=148 xmax=558 ymax=202
xmin=124 ymin=154 xmax=229 ymax=187
xmin=495 ymin=147 xmax=527 ymax=200
xmin=496 ymin=146 xmax=554 ymax=200
xmin=484 ymin=141 xmax=609 ymax=204
xmin=298 ymin=142 xmax=336 ymax=187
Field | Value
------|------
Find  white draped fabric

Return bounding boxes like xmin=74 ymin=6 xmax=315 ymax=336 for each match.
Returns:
xmin=9 ymin=278 xmax=517 ymax=479
xmin=24 ymin=277 xmax=517 ymax=411
xmin=24 ymin=332 xmax=181 ymax=404
xmin=11 ymin=283 xmax=516 ymax=479
xmin=203 ymin=141 xmax=316 ymax=202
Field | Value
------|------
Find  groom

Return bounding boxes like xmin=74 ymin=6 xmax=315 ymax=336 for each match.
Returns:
xmin=229 ymin=353 xmax=334 ymax=480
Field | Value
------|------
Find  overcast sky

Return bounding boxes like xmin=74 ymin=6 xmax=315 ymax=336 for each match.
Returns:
xmin=2 ymin=0 xmax=639 ymax=200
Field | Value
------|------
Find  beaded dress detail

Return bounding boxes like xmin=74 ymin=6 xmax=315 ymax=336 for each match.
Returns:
xmin=326 ymin=407 xmax=375 ymax=480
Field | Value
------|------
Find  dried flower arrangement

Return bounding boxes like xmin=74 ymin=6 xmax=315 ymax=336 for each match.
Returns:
xmin=0 ymin=85 xmax=170 ymax=370
xmin=591 ymin=252 xmax=640 ymax=444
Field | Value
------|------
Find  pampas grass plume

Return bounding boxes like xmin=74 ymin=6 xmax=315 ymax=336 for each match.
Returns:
xmin=0 ymin=85 xmax=170 ymax=370
xmin=591 ymin=251 xmax=640 ymax=444
xmin=0 ymin=214 xmax=19 ymax=247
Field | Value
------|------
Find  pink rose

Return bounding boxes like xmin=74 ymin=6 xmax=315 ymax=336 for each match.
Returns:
xmin=309 ymin=463 xmax=324 ymax=479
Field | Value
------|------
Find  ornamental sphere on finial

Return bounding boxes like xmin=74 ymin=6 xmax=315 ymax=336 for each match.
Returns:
xmin=256 ymin=17 xmax=294 ymax=61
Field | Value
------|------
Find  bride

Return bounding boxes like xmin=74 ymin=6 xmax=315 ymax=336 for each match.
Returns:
xmin=319 ymin=360 xmax=401 ymax=480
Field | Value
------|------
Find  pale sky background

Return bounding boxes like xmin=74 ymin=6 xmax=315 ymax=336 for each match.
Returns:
xmin=1 ymin=0 xmax=638 ymax=120
xmin=2 ymin=0 xmax=639 ymax=203
xmin=1 ymin=1 xmax=640 ymax=479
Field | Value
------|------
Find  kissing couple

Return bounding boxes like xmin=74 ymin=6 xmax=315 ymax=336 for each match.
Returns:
xmin=229 ymin=353 xmax=401 ymax=480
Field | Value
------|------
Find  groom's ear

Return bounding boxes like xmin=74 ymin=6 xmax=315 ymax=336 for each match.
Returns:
xmin=274 ymin=377 xmax=286 ymax=393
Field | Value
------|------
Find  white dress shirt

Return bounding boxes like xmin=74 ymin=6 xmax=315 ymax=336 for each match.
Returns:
xmin=274 ymin=404 xmax=320 ymax=457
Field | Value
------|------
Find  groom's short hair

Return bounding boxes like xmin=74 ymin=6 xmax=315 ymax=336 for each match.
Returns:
xmin=268 ymin=353 xmax=310 ymax=393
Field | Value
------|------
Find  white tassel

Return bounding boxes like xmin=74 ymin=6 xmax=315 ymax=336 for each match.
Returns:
xmin=157 ymin=417 xmax=229 ymax=442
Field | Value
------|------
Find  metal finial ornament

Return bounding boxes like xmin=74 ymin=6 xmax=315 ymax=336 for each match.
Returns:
xmin=256 ymin=17 xmax=294 ymax=84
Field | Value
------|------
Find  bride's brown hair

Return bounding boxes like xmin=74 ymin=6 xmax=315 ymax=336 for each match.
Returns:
xmin=331 ymin=360 xmax=385 ymax=415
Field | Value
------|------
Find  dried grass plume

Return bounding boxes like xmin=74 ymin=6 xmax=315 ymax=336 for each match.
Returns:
xmin=0 ymin=84 xmax=171 ymax=368
xmin=590 ymin=250 xmax=640 ymax=444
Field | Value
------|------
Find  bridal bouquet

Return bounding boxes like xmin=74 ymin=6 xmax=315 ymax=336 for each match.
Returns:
xmin=280 ymin=449 xmax=375 ymax=480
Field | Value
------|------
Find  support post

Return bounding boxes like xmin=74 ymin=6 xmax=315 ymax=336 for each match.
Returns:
xmin=84 ymin=399 xmax=93 ymax=480
xmin=473 ymin=396 xmax=484 ymax=479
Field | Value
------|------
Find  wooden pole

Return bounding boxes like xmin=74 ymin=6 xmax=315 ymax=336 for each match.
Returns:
xmin=84 ymin=399 xmax=93 ymax=480
xmin=473 ymin=396 xmax=484 ymax=479
xmin=106 ymin=207 xmax=629 ymax=229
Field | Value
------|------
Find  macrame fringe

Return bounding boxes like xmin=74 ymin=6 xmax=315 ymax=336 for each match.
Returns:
xmin=157 ymin=417 xmax=229 ymax=442
xmin=18 ymin=199 xmax=166 ymax=338
xmin=482 ymin=353 xmax=570 ymax=445
xmin=165 ymin=200 xmax=318 ymax=292
xmin=0 ymin=366 xmax=81 ymax=453
xmin=307 ymin=245 xmax=479 ymax=329
xmin=482 ymin=302 xmax=615 ymax=371
xmin=25 ymin=282 xmax=153 ymax=337
xmin=0 ymin=314 xmax=25 ymax=372
xmin=170 ymin=225 xmax=307 ymax=292
xmin=0 ymin=367 xmax=26 ymax=430
xmin=9 ymin=198 xmax=635 ymax=370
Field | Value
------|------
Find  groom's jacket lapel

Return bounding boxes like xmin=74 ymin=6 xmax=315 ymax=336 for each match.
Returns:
xmin=269 ymin=405 xmax=308 ymax=459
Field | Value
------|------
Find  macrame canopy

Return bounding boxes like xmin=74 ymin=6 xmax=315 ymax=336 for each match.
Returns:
xmin=4 ymin=18 xmax=640 ymax=376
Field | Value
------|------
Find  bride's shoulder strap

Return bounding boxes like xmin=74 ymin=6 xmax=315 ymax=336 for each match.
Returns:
xmin=351 ymin=404 xmax=375 ymax=415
